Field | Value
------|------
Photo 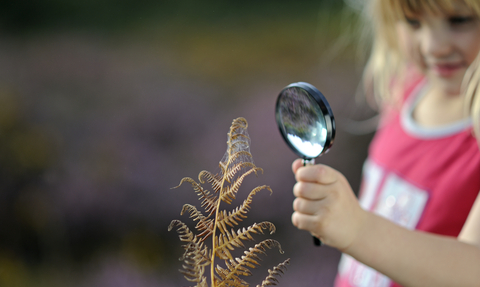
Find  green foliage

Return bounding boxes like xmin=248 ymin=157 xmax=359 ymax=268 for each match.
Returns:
xmin=0 ymin=0 xmax=343 ymax=33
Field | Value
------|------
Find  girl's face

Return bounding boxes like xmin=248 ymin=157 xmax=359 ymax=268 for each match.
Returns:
xmin=396 ymin=3 xmax=480 ymax=96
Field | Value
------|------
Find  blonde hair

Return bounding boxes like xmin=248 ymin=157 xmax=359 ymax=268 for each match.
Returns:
xmin=362 ymin=0 xmax=480 ymax=140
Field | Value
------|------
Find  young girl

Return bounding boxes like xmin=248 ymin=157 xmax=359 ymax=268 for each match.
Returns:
xmin=291 ymin=0 xmax=480 ymax=286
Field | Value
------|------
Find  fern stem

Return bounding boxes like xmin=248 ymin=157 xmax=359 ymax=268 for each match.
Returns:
xmin=210 ymin=195 xmax=222 ymax=286
xmin=211 ymin=158 xmax=231 ymax=285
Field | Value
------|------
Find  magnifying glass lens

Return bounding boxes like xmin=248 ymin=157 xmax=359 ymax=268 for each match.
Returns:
xmin=276 ymin=83 xmax=334 ymax=160
xmin=279 ymin=87 xmax=327 ymax=158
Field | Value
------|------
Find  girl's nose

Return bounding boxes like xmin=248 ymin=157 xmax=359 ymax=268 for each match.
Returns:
xmin=421 ymin=26 xmax=453 ymax=58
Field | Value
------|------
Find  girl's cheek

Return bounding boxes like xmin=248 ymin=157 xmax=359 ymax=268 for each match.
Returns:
xmin=467 ymin=37 xmax=480 ymax=66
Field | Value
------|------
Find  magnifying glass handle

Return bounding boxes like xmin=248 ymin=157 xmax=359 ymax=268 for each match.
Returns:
xmin=302 ymin=158 xmax=315 ymax=166
xmin=302 ymin=159 xmax=323 ymax=247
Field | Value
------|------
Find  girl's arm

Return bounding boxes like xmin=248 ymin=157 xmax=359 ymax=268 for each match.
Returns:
xmin=459 ymin=193 xmax=480 ymax=248
xmin=291 ymin=159 xmax=480 ymax=287
xmin=345 ymin=202 xmax=480 ymax=287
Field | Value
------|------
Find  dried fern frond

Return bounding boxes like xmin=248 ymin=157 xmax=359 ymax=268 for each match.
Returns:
xmin=216 ymin=185 xmax=272 ymax=235
xmin=169 ymin=117 xmax=289 ymax=287
xmin=168 ymin=219 xmax=195 ymax=243
xmin=179 ymin=241 xmax=210 ymax=283
xmin=257 ymin=259 xmax=290 ymax=287
xmin=215 ymin=239 xmax=284 ymax=287
xmin=174 ymin=176 xmax=219 ymax=217
xmin=180 ymin=204 xmax=215 ymax=241
xmin=214 ymin=222 xmax=277 ymax=260
xmin=169 ymin=220 xmax=211 ymax=284
xmin=219 ymin=165 xmax=263 ymax=205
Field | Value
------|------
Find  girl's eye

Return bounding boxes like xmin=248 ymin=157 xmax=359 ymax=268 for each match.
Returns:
xmin=405 ymin=17 xmax=420 ymax=29
xmin=448 ymin=16 xmax=475 ymax=26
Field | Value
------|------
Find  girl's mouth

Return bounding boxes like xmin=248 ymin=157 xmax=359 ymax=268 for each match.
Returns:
xmin=430 ymin=63 xmax=464 ymax=77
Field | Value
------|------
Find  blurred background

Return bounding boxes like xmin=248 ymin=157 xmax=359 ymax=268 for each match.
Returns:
xmin=0 ymin=0 xmax=376 ymax=286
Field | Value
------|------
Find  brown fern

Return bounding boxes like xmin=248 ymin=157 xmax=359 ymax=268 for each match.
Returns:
xmin=170 ymin=117 xmax=289 ymax=287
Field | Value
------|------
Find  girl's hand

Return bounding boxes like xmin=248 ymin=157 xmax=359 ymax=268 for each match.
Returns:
xmin=291 ymin=159 xmax=367 ymax=250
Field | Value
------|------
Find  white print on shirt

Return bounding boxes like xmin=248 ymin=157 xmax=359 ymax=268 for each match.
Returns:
xmin=338 ymin=160 xmax=429 ymax=287
xmin=358 ymin=160 xmax=384 ymax=211
xmin=375 ymin=173 xmax=429 ymax=229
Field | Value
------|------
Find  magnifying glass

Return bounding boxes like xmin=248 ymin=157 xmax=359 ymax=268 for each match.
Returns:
xmin=275 ymin=82 xmax=336 ymax=246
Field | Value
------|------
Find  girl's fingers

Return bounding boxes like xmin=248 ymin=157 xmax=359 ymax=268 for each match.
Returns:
xmin=292 ymin=159 xmax=304 ymax=173
xmin=293 ymin=181 xmax=328 ymax=200
xmin=293 ymin=197 xmax=322 ymax=215
xmin=291 ymin=211 xmax=320 ymax=236
xmin=295 ymin=163 xmax=338 ymax=185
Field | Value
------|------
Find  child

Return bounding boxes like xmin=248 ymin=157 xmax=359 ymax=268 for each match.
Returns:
xmin=291 ymin=0 xmax=480 ymax=286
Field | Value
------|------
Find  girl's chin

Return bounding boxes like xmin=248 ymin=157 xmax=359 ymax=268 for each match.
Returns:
xmin=427 ymin=75 xmax=464 ymax=96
